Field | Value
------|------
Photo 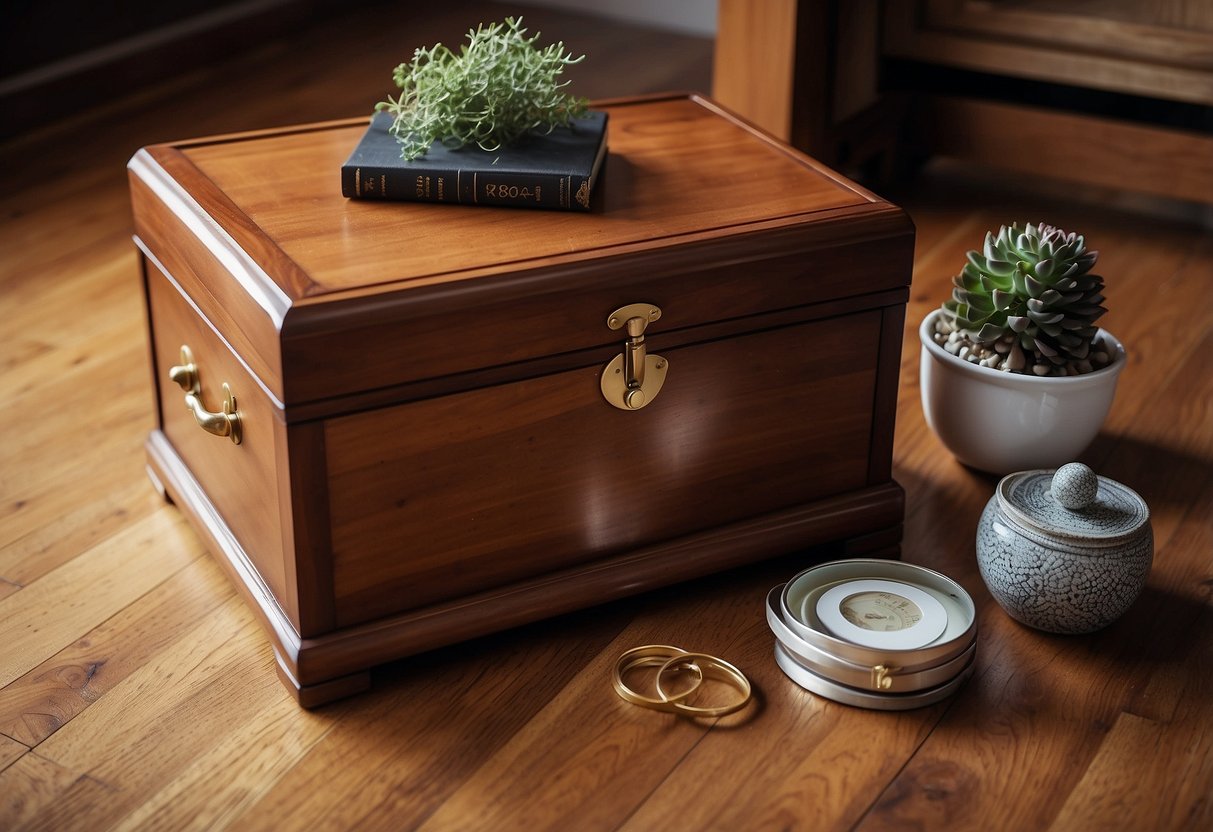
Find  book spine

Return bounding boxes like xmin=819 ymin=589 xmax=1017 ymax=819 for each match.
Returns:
xmin=341 ymin=165 xmax=462 ymax=203
xmin=470 ymin=171 xmax=588 ymax=211
xmin=341 ymin=166 xmax=592 ymax=211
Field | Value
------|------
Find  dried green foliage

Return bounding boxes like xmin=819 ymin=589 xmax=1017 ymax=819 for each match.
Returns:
xmin=374 ymin=17 xmax=588 ymax=160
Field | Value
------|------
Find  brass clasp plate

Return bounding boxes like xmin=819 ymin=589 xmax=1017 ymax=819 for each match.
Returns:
xmin=600 ymin=303 xmax=668 ymax=410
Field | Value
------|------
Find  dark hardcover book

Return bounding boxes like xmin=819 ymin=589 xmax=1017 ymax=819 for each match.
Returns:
xmin=341 ymin=110 xmax=608 ymax=211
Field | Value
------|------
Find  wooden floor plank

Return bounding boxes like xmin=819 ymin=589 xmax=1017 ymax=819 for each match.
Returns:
xmin=0 ymin=478 xmax=163 ymax=593
xmin=0 ymin=197 xmax=132 ymax=295
xmin=0 ymin=554 xmax=235 ymax=747
xmin=1048 ymin=588 xmax=1213 ymax=832
xmin=599 ymin=572 xmax=941 ymax=832
xmin=0 ymin=423 xmax=151 ymax=564
xmin=0 ymin=509 xmax=203 ymax=689
xmin=20 ymin=604 xmax=299 ymax=830
xmin=0 ymin=257 xmax=147 ymax=415
xmin=619 ymin=668 xmax=941 ymax=831
xmin=1049 ymin=702 xmax=1213 ymax=831
xmin=0 ymin=734 xmax=28 ymax=773
xmin=108 ymin=695 xmax=335 ymax=832
xmin=1124 ymin=486 xmax=1213 ymax=724
xmin=30 ymin=596 xmax=268 ymax=768
xmin=410 ymin=594 xmax=756 ymax=832
xmin=0 ymin=342 xmax=155 ymax=575
xmin=858 ymin=328 xmax=1213 ymax=831
xmin=0 ymin=752 xmax=95 ymax=831
xmin=228 ymin=609 xmax=627 ymax=831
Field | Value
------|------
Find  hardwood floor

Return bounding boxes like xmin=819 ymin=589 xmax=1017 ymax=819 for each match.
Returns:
xmin=1 ymin=4 xmax=1210 ymax=830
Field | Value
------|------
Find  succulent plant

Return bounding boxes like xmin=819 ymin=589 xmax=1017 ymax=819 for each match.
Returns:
xmin=940 ymin=222 xmax=1106 ymax=371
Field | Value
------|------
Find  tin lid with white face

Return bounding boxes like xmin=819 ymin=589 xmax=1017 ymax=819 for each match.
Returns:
xmin=997 ymin=462 xmax=1149 ymax=547
xmin=766 ymin=586 xmax=977 ymax=695
xmin=814 ymin=579 xmax=949 ymax=650
xmin=778 ymin=559 xmax=978 ymax=669
xmin=771 ymin=560 xmax=978 ymax=709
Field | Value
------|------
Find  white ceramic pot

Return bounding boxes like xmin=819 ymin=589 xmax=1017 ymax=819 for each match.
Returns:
xmin=919 ymin=309 xmax=1126 ymax=475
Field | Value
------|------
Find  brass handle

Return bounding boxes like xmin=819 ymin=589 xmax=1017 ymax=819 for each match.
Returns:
xmin=168 ymin=358 xmax=197 ymax=393
xmin=601 ymin=303 xmax=668 ymax=410
xmin=168 ymin=345 xmax=242 ymax=445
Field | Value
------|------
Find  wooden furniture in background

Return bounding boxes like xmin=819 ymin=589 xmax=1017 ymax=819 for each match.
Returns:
xmin=131 ymin=94 xmax=913 ymax=705
xmin=714 ymin=0 xmax=1213 ymax=205
xmin=885 ymin=0 xmax=1213 ymax=104
xmin=714 ymin=0 xmax=888 ymax=164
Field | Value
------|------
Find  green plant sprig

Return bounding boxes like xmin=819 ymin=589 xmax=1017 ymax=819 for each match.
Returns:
xmin=374 ymin=17 xmax=589 ymax=161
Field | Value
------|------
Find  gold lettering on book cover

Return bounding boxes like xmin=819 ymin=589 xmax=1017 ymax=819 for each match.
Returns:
xmin=576 ymin=179 xmax=590 ymax=208
xmin=484 ymin=183 xmax=541 ymax=201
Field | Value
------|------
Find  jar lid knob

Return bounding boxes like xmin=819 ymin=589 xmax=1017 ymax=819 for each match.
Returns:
xmin=1052 ymin=463 xmax=1098 ymax=510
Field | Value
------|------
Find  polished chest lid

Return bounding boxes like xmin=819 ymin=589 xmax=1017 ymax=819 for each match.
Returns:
xmin=997 ymin=463 xmax=1149 ymax=546
xmin=130 ymin=93 xmax=913 ymax=411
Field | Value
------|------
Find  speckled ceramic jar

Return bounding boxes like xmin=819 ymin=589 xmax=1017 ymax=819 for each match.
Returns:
xmin=976 ymin=463 xmax=1153 ymax=634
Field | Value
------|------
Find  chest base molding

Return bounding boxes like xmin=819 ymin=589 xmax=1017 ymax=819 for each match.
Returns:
xmin=147 ymin=430 xmax=903 ymax=706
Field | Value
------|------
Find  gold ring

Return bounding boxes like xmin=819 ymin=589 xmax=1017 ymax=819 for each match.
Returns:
xmin=612 ymin=645 xmax=703 ymax=712
xmin=655 ymin=652 xmax=752 ymax=717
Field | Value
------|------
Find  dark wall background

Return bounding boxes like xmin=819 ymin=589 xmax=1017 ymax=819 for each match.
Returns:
xmin=0 ymin=0 xmax=351 ymax=137
xmin=1 ymin=0 xmax=245 ymax=76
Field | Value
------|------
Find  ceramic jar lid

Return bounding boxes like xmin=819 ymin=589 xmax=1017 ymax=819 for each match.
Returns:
xmin=997 ymin=462 xmax=1149 ymax=547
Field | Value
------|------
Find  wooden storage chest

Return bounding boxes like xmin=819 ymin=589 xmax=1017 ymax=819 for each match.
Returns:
xmin=130 ymin=93 xmax=915 ymax=706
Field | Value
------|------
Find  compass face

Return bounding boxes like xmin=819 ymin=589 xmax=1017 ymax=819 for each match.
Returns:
xmin=840 ymin=591 xmax=923 ymax=632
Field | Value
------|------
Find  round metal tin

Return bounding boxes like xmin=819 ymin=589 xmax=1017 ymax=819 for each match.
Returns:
xmin=774 ymin=642 xmax=977 ymax=711
xmin=766 ymin=586 xmax=977 ymax=694
xmin=779 ymin=559 xmax=977 ymax=670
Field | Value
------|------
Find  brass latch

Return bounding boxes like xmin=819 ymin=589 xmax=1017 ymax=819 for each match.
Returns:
xmin=168 ymin=345 xmax=242 ymax=445
xmin=600 ymin=303 xmax=668 ymax=410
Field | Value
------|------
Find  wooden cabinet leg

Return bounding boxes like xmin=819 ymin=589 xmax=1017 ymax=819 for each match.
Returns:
xmin=273 ymin=649 xmax=371 ymax=708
